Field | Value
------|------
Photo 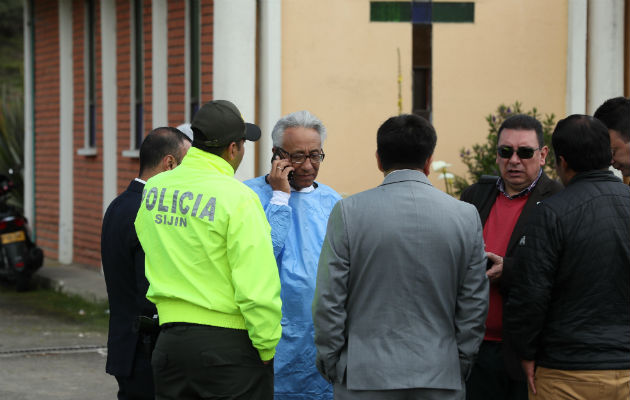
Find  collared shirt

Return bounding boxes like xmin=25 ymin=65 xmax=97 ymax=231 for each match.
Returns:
xmin=497 ymin=169 xmax=542 ymax=199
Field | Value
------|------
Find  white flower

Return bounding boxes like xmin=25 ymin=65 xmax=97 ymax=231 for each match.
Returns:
xmin=431 ymin=160 xmax=452 ymax=171
xmin=438 ymin=172 xmax=455 ymax=180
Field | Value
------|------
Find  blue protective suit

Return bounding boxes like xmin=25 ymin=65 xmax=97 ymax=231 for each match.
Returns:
xmin=245 ymin=176 xmax=341 ymax=400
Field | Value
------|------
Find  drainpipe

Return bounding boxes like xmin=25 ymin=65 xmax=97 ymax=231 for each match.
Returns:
xmin=566 ymin=0 xmax=587 ymax=115
xmin=23 ymin=0 xmax=36 ymax=239
xmin=587 ymin=0 xmax=625 ymax=113
xmin=258 ymin=0 xmax=282 ymax=174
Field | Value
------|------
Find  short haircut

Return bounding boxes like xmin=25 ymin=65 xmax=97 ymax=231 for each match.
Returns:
xmin=377 ymin=114 xmax=437 ymax=171
xmin=271 ymin=110 xmax=327 ymax=147
xmin=139 ymin=127 xmax=191 ymax=176
xmin=552 ymin=115 xmax=611 ymax=172
xmin=497 ymin=114 xmax=544 ymax=148
xmin=593 ymin=96 xmax=630 ymax=142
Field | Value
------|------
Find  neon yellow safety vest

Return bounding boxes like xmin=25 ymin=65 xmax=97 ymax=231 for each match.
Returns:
xmin=134 ymin=147 xmax=282 ymax=361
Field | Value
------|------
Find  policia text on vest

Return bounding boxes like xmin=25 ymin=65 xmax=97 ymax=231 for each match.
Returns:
xmin=142 ymin=186 xmax=216 ymax=226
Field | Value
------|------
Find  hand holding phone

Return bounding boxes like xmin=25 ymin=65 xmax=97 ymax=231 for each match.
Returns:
xmin=269 ymin=151 xmax=294 ymax=194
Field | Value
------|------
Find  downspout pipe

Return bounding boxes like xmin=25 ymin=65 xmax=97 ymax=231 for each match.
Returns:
xmin=258 ymin=0 xmax=282 ymax=174
xmin=23 ymin=0 xmax=36 ymax=239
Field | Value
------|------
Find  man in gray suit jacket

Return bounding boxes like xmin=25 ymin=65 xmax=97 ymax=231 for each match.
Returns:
xmin=313 ymin=114 xmax=489 ymax=399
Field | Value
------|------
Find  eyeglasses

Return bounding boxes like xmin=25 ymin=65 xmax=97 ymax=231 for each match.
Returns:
xmin=276 ymin=148 xmax=325 ymax=164
xmin=497 ymin=146 xmax=540 ymax=160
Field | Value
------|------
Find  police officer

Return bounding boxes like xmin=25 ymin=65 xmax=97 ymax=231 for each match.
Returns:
xmin=135 ymin=100 xmax=282 ymax=400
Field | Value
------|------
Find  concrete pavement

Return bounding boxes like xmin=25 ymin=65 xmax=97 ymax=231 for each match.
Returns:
xmin=34 ymin=258 xmax=108 ymax=303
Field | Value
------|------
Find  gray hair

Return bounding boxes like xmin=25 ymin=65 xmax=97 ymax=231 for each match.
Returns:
xmin=271 ymin=110 xmax=327 ymax=147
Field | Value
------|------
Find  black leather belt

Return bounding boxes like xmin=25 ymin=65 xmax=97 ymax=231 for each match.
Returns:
xmin=160 ymin=322 xmax=207 ymax=330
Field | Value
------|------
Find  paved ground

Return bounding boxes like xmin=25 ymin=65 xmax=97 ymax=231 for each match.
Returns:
xmin=34 ymin=259 xmax=108 ymax=302
xmin=0 ymin=260 xmax=117 ymax=399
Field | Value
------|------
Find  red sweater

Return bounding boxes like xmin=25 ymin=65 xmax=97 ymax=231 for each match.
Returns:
xmin=482 ymin=193 xmax=528 ymax=341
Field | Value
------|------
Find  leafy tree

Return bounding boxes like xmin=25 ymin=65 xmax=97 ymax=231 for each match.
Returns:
xmin=453 ymin=101 xmax=557 ymax=197
xmin=0 ymin=0 xmax=23 ymax=94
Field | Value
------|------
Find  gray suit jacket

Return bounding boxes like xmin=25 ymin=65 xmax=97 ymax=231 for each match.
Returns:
xmin=313 ymin=170 xmax=489 ymax=391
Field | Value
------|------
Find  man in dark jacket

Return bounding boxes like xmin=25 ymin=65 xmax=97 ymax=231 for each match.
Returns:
xmin=505 ymin=115 xmax=630 ymax=400
xmin=461 ymin=114 xmax=562 ymax=400
xmin=101 ymin=127 xmax=191 ymax=399
xmin=594 ymin=96 xmax=630 ymax=181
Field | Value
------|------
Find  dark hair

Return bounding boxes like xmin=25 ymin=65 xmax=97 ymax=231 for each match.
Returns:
xmin=552 ymin=115 xmax=611 ymax=172
xmin=139 ymin=127 xmax=191 ymax=176
xmin=376 ymin=114 xmax=437 ymax=171
xmin=593 ymin=96 xmax=630 ymax=142
xmin=497 ymin=114 xmax=544 ymax=147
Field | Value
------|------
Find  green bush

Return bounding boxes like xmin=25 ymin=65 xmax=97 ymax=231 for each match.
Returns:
xmin=452 ymin=101 xmax=557 ymax=197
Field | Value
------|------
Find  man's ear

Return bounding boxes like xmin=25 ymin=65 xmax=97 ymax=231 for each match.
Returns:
xmin=539 ymin=145 xmax=549 ymax=166
xmin=162 ymin=154 xmax=177 ymax=171
xmin=376 ymin=150 xmax=384 ymax=173
xmin=423 ymin=154 xmax=433 ymax=176
xmin=226 ymin=141 xmax=241 ymax=161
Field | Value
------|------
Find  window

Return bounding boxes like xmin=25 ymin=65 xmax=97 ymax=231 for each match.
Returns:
xmin=124 ymin=0 xmax=144 ymax=157
xmin=78 ymin=0 xmax=97 ymax=156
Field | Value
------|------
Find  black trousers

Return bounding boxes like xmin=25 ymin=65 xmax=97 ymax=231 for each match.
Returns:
xmin=115 ymin=336 xmax=155 ymax=400
xmin=152 ymin=324 xmax=274 ymax=400
xmin=465 ymin=341 xmax=527 ymax=400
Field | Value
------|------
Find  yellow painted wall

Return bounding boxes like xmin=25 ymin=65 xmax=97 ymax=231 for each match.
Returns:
xmin=282 ymin=0 xmax=412 ymax=196
xmin=432 ymin=0 xmax=568 ymax=190
xmin=282 ymin=0 xmax=568 ymax=196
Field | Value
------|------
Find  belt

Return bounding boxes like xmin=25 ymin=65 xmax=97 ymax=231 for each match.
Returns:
xmin=160 ymin=322 xmax=243 ymax=333
xmin=161 ymin=322 xmax=207 ymax=330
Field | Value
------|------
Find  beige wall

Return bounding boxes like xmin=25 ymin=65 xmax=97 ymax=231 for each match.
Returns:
xmin=432 ymin=0 xmax=568 ymax=190
xmin=282 ymin=0 xmax=412 ymax=196
xmin=282 ymin=0 xmax=568 ymax=196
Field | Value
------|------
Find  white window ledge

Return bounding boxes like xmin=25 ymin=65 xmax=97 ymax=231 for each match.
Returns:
xmin=77 ymin=147 xmax=97 ymax=156
xmin=122 ymin=149 xmax=140 ymax=158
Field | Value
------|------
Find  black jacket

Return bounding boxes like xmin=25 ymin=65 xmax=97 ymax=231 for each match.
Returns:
xmin=101 ymin=179 xmax=157 ymax=377
xmin=460 ymin=172 xmax=563 ymax=296
xmin=460 ymin=171 xmax=562 ymax=379
xmin=505 ymin=170 xmax=630 ymax=370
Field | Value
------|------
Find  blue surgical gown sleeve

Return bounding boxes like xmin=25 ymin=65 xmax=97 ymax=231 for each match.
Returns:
xmin=264 ymin=202 xmax=292 ymax=258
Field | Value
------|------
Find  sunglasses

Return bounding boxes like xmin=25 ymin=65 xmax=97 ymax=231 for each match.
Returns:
xmin=497 ymin=146 xmax=540 ymax=159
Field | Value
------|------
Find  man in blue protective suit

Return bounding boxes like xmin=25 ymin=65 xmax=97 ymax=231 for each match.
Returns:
xmin=245 ymin=110 xmax=341 ymax=400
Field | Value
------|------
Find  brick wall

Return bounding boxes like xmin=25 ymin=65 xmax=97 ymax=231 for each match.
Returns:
xmin=201 ymin=0 xmax=213 ymax=101
xmin=168 ymin=0 xmax=186 ymax=124
xmin=143 ymin=1 xmax=153 ymax=142
xmin=72 ymin=0 xmax=103 ymax=268
xmin=33 ymin=0 xmax=214 ymax=268
xmin=116 ymin=1 xmax=137 ymax=191
xmin=34 ymin=2 xmax=60 ymax=260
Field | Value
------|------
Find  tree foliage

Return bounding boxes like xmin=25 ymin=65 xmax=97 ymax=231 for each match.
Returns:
xmin=453 ymin=101 xmax=557 ymax=197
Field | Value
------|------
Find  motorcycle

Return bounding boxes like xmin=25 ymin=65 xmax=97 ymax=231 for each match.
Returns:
xmin=0 ymin=172 xmax=43 ymax=291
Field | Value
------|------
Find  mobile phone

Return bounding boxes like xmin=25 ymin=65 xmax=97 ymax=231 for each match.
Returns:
xmin=486 ymin=258 xmax=494 ymax=270
xmin=271 ymin=150 xmax=294 ymax=183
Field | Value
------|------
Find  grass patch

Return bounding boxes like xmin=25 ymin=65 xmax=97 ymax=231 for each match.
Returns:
xmin=0 ymin=283 xmax=110 ymax=333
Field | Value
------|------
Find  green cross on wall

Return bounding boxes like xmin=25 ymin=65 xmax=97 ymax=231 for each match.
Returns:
xmin=371 ymin=1 xmax=475 ymax=24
